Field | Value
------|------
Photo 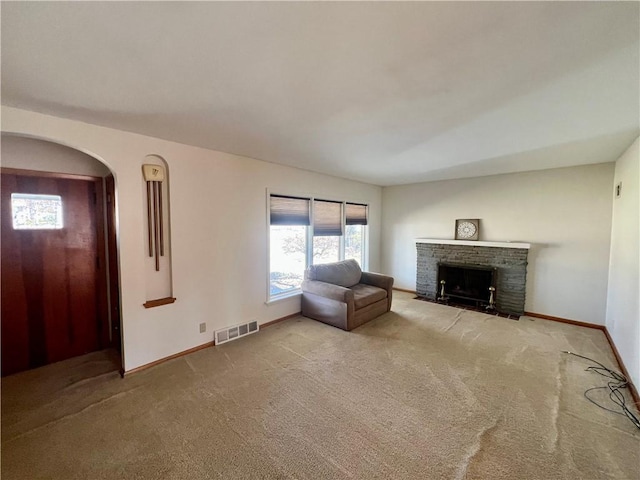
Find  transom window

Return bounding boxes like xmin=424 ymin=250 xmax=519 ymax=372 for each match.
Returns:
xmin=268 ymin=193 xmax=367 ymax=300
xmin=11 ymin=193 xmax=63 ymax=230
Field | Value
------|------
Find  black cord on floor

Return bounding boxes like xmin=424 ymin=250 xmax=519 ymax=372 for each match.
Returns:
xmin=562 ymin=351 xmax=640 ymax=430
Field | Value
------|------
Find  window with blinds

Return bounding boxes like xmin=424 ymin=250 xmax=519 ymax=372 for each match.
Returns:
xmin=270 ymin=195 xmax=310 ymax=225
xmin=268 ymin=193 xmax=369 ymax=299
xmin=346 ymin=203 xmax=368 ymax=226
xmin=313 ymin=199 xmax=343 ymax=236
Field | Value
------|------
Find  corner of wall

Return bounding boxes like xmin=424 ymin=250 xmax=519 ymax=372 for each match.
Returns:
xmin=605 ymin=136 xmax=640 ymax=387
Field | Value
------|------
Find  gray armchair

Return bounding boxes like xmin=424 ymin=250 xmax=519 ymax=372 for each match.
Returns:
xmin=301 ymin=259 xmax=394 ymax=331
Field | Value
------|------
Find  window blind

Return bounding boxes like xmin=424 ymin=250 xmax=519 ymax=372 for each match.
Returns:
xmin=313 ymin=199 xmax=343 ymax=236
xmin=345 ymin=202 xmax=368 ymax=225
xmin=270 ymin=195 xmax=310 ymax=225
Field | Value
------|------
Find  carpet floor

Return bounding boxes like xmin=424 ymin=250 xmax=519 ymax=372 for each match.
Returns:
xmin=2 ymin=292 xmax=639 ymax=479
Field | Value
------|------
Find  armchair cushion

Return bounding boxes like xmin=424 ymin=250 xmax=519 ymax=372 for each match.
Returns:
xmin=306 ymin=259 xmax=362 ymax=288
xmin=351 ymin=283 xmax=387 ymax=309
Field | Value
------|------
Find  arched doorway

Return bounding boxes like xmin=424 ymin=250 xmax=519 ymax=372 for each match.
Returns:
xmin=0 ymin=134 xmax=123 ymax=375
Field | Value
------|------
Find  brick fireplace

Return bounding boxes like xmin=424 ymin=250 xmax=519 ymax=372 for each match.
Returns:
xmin=416 ymin=239 xmax=530 ymax=316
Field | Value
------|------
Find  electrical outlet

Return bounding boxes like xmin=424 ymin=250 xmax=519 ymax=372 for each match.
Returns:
xmin=199 ymin=323 xmax=206 ymax=333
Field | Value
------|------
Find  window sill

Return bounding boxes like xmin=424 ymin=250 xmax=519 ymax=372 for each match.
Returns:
xmin=266 ymin=290 xmax=302 ymax=305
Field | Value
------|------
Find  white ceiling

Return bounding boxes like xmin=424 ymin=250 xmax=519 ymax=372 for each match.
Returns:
xmin=2 ymin=2 xmax=638 ymax=186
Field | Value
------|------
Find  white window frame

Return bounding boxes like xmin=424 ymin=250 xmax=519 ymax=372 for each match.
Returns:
xmin=266 ymin=189 xmax=369 ymax=304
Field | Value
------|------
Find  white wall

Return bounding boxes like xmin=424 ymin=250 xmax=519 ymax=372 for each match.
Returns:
xmin=382 ymin=164 xmax=615 ymax=325
xmin=1 ymin=106 xmax=382 ymax=371
xmin=606 ymin=137 xmax=639 ymax=387
xmin=1 ymin=134 xmax=111 ymax=176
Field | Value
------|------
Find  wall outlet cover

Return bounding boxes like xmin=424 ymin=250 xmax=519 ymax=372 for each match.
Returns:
xmin=199 ymin=322 xmax=206 ymax=333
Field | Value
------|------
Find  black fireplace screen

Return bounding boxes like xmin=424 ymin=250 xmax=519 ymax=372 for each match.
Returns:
xmin=437 ymin=263 xmax=496 ymax=305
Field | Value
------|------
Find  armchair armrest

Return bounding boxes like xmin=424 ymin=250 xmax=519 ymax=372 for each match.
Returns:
xmin=301 ymin=280 xmax=354 ymax=304
xmin=360 ymin=272 xmax=394 ymax=291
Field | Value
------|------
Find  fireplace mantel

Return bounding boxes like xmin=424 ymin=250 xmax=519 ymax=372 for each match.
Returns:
xmin=416 ymin=238 xmax=531 ymax=249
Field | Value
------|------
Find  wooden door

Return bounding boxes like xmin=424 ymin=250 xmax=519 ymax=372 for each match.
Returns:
xmin=1 ymin=171 xmax=108 ymax=376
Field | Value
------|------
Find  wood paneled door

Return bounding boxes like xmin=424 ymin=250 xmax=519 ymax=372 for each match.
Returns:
xmin=1 ymin=170 xmax=109 ymax=376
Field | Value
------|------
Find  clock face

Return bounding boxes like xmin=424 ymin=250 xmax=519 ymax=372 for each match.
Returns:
xmin=457 ymin=221 xmax=477 ymax=239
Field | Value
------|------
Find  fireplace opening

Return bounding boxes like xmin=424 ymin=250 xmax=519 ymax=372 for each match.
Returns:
xmin=437 ymin=263 xmax=497 ymax=309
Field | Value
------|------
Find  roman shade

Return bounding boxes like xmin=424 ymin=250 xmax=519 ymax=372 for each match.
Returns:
xmin=346 ymin=202 xmax=368 ymax=225
xmin=313 ymin=199 xmax=343 ymax=236
xmin=270 ymin=195 xmax=310 ymax=225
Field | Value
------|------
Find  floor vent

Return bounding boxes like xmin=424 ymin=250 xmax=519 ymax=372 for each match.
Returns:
xmin=215 ymin=320 xmax=259 ymax=345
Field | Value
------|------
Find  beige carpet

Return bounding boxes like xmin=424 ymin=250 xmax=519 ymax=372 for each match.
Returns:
xmin=2 ymin=291 xmax=639 ymax=479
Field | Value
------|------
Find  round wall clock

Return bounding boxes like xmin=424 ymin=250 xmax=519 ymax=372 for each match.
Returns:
xmin=455 ymin=219 xmax=479 ymax=240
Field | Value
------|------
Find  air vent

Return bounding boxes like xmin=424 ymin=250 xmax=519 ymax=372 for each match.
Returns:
xmin=215 ymin=320 xmax=259 ymax=345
